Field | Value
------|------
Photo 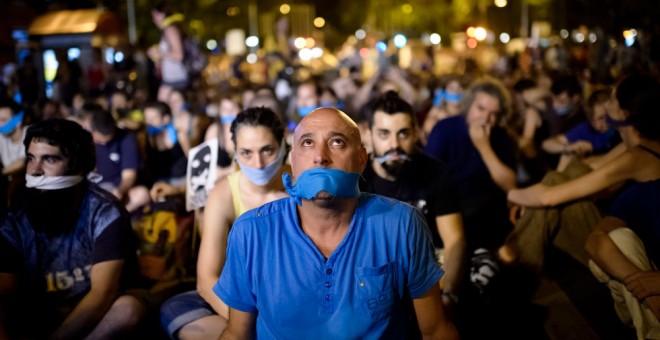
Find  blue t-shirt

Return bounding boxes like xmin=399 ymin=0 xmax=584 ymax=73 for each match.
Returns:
xmin=609 ymin=179 xmax=660 ymax=265
xmin=564 ymin=122 xmax=618 ymax=155
xmin=214 ymin=193 xmax=443 ymax=339
xmin=95 ymin=129 xmax=139 ymax=187
xmin=0 ymin=183 xmax=134 ymax=323
xmin=424 ymin=115 xmax=515 ymax=249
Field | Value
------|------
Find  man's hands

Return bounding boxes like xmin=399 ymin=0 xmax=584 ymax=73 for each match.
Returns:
xmin=468 ymin=123 xmax=491 ymax=151
xmin=624 ymin=271 xmax=660 ymax=321
xmin=624 ymin=271 xmax=660 ymax=300
xmin=564 ymin=141 xmax=593 ymax=157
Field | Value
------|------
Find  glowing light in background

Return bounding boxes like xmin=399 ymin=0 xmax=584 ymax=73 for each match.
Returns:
xmin=355 ymin=29 xmax=366 ymax=40
xmin=376 ymin=41 xmax=387 ymax=53
xmin=401 ymin=4 xmax=413 ymax=14
xmin=206 ymin=39 xmax=218 ymax=50
xmin=393 ymin=34 xmax=407 ymax=48
xmin=467 ymin=38 xmax=478 ymax=49
xmin=114 ymin=51 xmax=124 ymax=63
xmin=466 ymin=26 xmax=476 ymax=38
xmin=623 ymin=29 xmax=637 ymax=47
xmin=294 ymin=37 xmax=306 ymax=49
xmin=226 ymin=7 xmax=240 ymax=16
xmin=245 ymin=36 xmax=259 ymax=48
xmin=474 ymin=27 xmax=487 ymax=41
xmin=359 ymin=48 xmax=370 ymax=58
xmin=560 ymin=29 xmax=569 ymax=39
xmin=104 ymin=48 xmax=115 ymax=64
xmin=499 ymin=32 xmax=510 ymax=44
xmin=494 ymin=0 xmax=507 ymax=7
xmin=311 ymin=47 xmax=323 ymax=58
xmin=246 ymin=53 xmax=257 ymax=64
xmin=67 ymin=48 xmax=80 ymax=61
xmin=313 ymin=17 xmax=325 ymax=28
xmin=280 ymin=4 xmax=291 ymax=14
xmin=429 ymin=33 xmax=441 ymax=45
xmin=299 ymin=48 xmax=312 ymax=61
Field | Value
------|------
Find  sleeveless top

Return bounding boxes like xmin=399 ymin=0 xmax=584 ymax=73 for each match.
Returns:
xmin=159 ymin=30 xmax=189 ymax=84
xmin=639 ymin=144 xmax=660 ymax=160
xmin=227 ymin=171 xmax=248 ymax=218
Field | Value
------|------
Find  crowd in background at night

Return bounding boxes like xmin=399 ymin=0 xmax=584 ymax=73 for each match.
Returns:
xmin=1 ymin=3 xmax=660 ymax=338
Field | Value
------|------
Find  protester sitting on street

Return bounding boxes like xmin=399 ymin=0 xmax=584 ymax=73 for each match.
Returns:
xmin=141 ymin=101 xmax=188 ymax=204
xmin=0 ymin=118 xmax=145 ymax=339
xmin=168 ymin=90 xmax=203 ymax=156
xmin=586 ymin=179 xmax=660 ymax=340
xmin=422 ymin=76 xmax=464 ymax=140
xmin=360 ymin=91 xmax=466 ymax=313
xmin=501 ymin=76 xmax=660 ymax=269
xmin=160 ymin=107 xmax=289 ymax=339
xmin=82 ymin=104 xmax=145 ymax=213
xmin=424 ymin=78 xmax=516 ymax=286
xmin=215 ymin=107 xmax=458 ymax=339
xmin=541 ymin=88 xmax=619 ymax=171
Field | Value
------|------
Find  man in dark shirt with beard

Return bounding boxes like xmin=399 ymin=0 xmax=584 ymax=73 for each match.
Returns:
xmin=360 ymin=91 xmax=466 ymax=311
xmin=0 ymin=119 xmax=145 ymax=339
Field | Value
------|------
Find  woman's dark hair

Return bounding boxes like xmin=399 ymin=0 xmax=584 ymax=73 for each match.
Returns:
xmin=144 ymin=101 xmax=172 ymax=118
xmin=0 ymin=96 xmax=21 ymax=115
xmin=152 ymin=1 xmax=176 ymax=16
xmin=230 ymin=107 xmax=285 ymax=149
xmin=24 ymin=118 xmax=95 ymax=176
xmin=629 ymin=87 xmax=660 ymax=141
xmin=615 ymin=75 xmax=659 ymax=112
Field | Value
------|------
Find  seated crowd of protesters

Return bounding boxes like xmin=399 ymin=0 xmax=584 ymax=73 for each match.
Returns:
xmin=1 ymin=49 xmax=660 ymax=338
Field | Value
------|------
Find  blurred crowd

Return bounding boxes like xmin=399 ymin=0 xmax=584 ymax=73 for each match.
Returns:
xmin=1 ymin=3 xmax=660 ymax=339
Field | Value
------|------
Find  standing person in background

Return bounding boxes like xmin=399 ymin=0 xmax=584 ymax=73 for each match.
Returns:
xmin=149 ymin=2 xmax=189 ymax=102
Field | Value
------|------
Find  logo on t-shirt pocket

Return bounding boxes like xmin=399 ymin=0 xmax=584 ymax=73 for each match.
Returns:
xmin=356 ymin=262 xmax=397 ymax=321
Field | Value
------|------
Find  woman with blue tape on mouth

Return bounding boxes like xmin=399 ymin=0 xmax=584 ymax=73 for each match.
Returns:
xmin=160 ymin=106 xmax=289 ymax=339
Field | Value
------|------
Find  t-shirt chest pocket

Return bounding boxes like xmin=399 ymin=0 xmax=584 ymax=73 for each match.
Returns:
xmin=355 ymin=262 xmax=397 ymax=321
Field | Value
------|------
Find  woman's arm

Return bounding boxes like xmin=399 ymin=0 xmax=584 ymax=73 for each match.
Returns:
xmin=162 ymin=26 xmax=184 ymax=62
xmin=197 ymin=179 xmax=234 ymax=319
xmin=508 ymin=150 xmax=637 ymax=207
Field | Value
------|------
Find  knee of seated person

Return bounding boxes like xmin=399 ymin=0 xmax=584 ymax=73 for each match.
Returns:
xmin=130 ymin=186 xmax=151 ymax=206
xmin=110 ymin=295 xmax=146 ymax=329
xmin=562 ymin=159 xmax=592 ymax=179
xmin=540 ymin=170 xmax=570 ymax=186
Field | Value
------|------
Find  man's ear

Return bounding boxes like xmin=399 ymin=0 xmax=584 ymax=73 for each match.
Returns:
xmin=358 ymin=146 xmax=368 ymax=173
